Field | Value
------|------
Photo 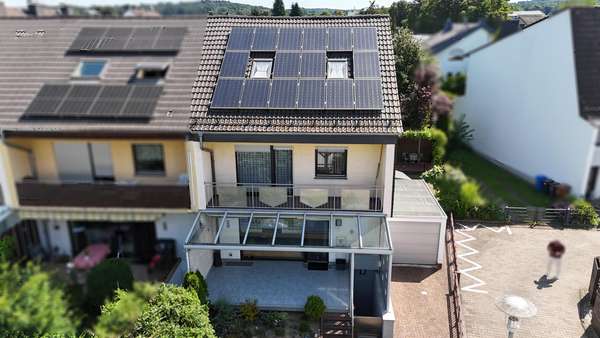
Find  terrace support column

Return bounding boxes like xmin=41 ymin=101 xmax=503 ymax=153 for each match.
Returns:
xmin=0 ymin=142 xmax=19 ymax=208
xmin=382 ymin=144 xmax=395 ymax=216
xmin=186 ymin=140 xmax=207 ymax=210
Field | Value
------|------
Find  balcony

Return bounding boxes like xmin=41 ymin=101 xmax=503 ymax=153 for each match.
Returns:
xmin=205 ymin=183 xmax=383 ymax=212
xmin=17 ymin=180 xmax=191 ymax=209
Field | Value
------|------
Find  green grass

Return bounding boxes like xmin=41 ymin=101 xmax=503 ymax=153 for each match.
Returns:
xmin=447 ymin=148 xmax=553 ymax=207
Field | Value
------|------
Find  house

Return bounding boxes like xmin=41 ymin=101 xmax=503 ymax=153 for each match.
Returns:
xmin=454 ymin=8 xmax=600 ymax=199
xmin=0 ymin=17 xmax=206 ymax=278
xmin=182 ymin=15 xmax=447 ymax=337
xmin=508 ymin=10 xmax=547 ymax=28
xmin=424 ymin=20 xmax=494 ymax=76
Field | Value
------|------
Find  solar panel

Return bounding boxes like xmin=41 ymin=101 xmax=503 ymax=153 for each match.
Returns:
xmin=57 ymin=99 xmax=94 ymax=116
xmin=36 ymin=84 xmax=70 ymax=98
xmin=328 ymin=28 xmax=352 ymax=51
xmin=129 ymin=85 xmax=163 ymax=99
xmin=298 ymin=79 xmax=325 ymax=109
xmin=252 ymin=28 xmax=278 ymax=51
xmin=227 ymin=27 xmax=254 ymax=50
xmin=121 ymin=100 xmax=158 ymax=118
xmin=96 ymin=27 xmax=133 ymax=51
xmin=269 ymin=80 xmax=298 ymax=108
xmin=211 ymin=79 xmax=243 ymax=108
xmin=277 ymin=28 xmax=302 ymax=50
xmin=353 ymin=27 xmax=378 ymax=50
xmin=273 ymin=52 xmax=301 ymax=78
xmin=220 ymin=51 xmax=249 ymax=77
xmin=302 ymin=28 xmax=326 ymax=50
xmin=325 ymin=80 xmax=354 ymax=109
xmin=68 ymin=26 xmax=186 ymax=54
xmin=24 ymin=84 xmax=70 ymax=116
xmin=355 ymin=79 xmax=383 ymax=110
xmin=88 ymin=86 xmax=131 ymax=117
xmin=353 ymin=51 xmax=381 ymax=78
xmin=240 ymin=80 xmax=270 ymax=108
xmin=300 ymin=52 xmax=326 ymax=77
xmin=153 ymin=27 xmax=187 ymax=51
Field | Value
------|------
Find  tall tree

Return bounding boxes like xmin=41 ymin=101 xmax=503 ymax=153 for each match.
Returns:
xmin=272 ymin=0 xmax=286 ymax=16
xmin=290 ymin=3 xmax=304 ymax=16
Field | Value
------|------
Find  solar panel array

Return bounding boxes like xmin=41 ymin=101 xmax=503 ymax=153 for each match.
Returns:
xmin=211 ymin=26 xmax=383 ymax=110
xmin=24 ymin=84 xmax=162 ymax=119
xmin=68 ymin=26 xmax=187 ymax=54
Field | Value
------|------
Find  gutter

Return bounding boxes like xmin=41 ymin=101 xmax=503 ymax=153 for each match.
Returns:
xmin=0 ymin=129 xmax=37 ymax=179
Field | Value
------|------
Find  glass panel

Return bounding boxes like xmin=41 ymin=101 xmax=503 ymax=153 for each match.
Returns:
xmin=188 ymin=213 xmax=223 ymax=245
xmin=216 ymin=213 xmax=251 ymax=245
xmin=245 ymin=214 xmax=277 ymax=245
xmin=274 ymin=149 xmax=292 ymax=184
xmin=327 ymin=60 xmax=348 ymax=79
xmin=304 ymin=216 xmax=330 ymax=247
xmin=78 ymin=61 xmax=106 ymax=77
xmin=333 ymin=216 xmax=359 ymax=248
xmin=251 ymin=59 xmax=273 ymax=78
xmin=360 ymin=216 xmax=389 ymax=249
xmin=133 ymin=144 xmax=165 ymax=175
xmin=236 ymin=151 xmax=271 ymax=184
xmin=275 ymin=215 xmax=303 ymax=246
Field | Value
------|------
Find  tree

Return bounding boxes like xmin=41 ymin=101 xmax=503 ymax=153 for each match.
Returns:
xmin=290 ymin=3 xmax=304 ymax=16
xmin=272 ymin=0 xmax=286 ymax=16
xmin=560 ymin=0 xmax=598 ymax=8
xmin=464 ymin=0 xmax=511 ymax=26
xmin=86 ymin=258 xmax=134 ymax=314
xmin=183 ymin=271 xmax=209 ymax=304
xmin=133 ymin=284 xmax=216 ymax=337
xmin=0 ymin=262 xmax=77 ymax=336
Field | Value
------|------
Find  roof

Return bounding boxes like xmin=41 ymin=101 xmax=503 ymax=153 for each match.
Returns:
xmin=509 ymin=11 xmax=547 ymax=26
xmin=571 ymin=7 xmax=600 ymax=120
xmin=0 ymin=17 xmax=206 ymax=137
xmin=190 ymin=15 xmax=402 ymax=135
xmin=424 ymin=21 xmax=492 ymax=54
xmin=392 ymin=177 xmax=446 ymax=219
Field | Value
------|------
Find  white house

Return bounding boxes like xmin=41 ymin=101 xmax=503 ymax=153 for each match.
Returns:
xmin=454 ymin=8 xmax=600 ymax=199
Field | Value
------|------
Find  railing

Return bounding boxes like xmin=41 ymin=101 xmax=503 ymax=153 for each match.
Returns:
xmin=446 ymin=215 xmax=466 ymax=338
xmin=504 ymin=206 xmax=570 ymax=225
xmin=204 ymin=183 xmax=383 ymax=212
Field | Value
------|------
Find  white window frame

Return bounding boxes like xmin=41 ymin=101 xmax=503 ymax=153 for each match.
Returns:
xmin=327 ymin=58 xmax=348 ymax=79
xmin=72 ymin=60 xmax=107 ymax=79
xmin=250 ymin=58 xmax=273 ymax=79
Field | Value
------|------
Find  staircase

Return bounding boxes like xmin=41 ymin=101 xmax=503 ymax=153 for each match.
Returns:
xmin=321 ymin=312 xmax=352 ymax=338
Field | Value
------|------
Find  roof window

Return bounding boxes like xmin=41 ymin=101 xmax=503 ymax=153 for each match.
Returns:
xmin=73 ymin=60 xmax=106 ymax=78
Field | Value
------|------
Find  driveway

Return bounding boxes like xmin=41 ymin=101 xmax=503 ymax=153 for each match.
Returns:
xmin=455 ymin=224 xmax=600 ymax=338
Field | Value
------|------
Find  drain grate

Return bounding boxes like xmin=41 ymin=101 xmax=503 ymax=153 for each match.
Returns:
xmin=224 ymin=261 xmax=253 ymax=267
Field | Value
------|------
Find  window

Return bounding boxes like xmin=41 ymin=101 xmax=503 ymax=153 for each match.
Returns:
xmin=250 ymin=58 xmax=273 ymax=78
xmin=315 ymin=148 xmax=347 ymax=178
xmin=327 ymin=59 xmax=348 ymax=79
xmin=73 ymin=60 xmax=106 ymax=78
xmin=134 ymin=62 xmax=169 ymax=82
xmin=132 ymin=144 xmax=165 ymax=176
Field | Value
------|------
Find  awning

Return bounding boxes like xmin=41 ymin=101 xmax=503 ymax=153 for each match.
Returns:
xmin=0 ymin=207 xmax=19 ymax=233
xmin=17 ymin=207 xmax=188 ymax=222
xmin=184 ymin=210 xmax=393 ymax=255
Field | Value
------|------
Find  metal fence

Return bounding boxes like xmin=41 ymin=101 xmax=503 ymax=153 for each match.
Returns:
xmin=504 ymin=206 xmax=571 ymax=225
xmin=446 ymin=215 xmax=466 ymax=338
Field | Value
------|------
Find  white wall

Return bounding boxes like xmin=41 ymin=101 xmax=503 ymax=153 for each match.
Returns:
xmin=155 ymin=213 xmax=195 ymax=261
xmin=435 ymin=28 xmax=492 ymax=76
xmin=454 ymin=10 xmax=597 ymax=197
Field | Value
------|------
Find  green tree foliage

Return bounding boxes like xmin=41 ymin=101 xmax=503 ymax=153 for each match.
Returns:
xmin=0 ymin=262 xmax=77 ymax=336
xmin=448 ymin=114 xmax=474 ymax=149
xmin=290 ymin=3 xmax=304 ymax=16
xmin=570 ymin=199 xmax=600 ymax=227
xmin=401 ymin=128 xmax=448 ymax=164
xmin=240 ymin=299 xmax=260 ymax=322
xmin=94 ymin=283 xmax=158 ymax=338
xmin=272 ymin=0 xmax=286 ymax=16
xmin=0 ymin=237 xmax=15 ymax=262
xmin=183 ymin=270 xmax=209 ymax=304
xmin=560 ymin=0 xmax=598 ymax=8
xmin=304 ymin=295 xmax=326 ymax=321
xmin=133 ymin=284 xmax=216 ymax=337
xmin=86 ymin=258 xmax=134 ymax=314
xmin=441 ymin=73 xmax=466 ymax=96
xmin=156 ymin=1 xmax=269 ymax=16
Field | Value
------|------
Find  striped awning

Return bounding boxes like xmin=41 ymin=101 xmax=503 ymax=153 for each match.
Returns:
xmin=17 ymin=207 xmax=189 ymax=222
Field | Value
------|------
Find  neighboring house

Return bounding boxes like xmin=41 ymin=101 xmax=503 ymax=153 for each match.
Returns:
xmin=424 ymin=21 xmax=494 ymax=76
xmin=509 ymin=10 xmax=547 ymax=28
xmin=0 ymin=17 xmax=206 ymax=275
xmin=183 ymin=15 xmax=447 ymax=337
xmin=454 ymin=8 xmax=600 ymax=199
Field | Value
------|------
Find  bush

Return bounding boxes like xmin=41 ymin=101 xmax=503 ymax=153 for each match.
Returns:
xmin=304 ymin=295 xmax=326 ymax=321
xmin=86 ymin=258 xmax=134 ymax=314
xmin=240 ymin=299 xmax=259 ymax=322
xmin=570 ymin=199 xmax=600 ymax=227
xmin=261 ymin=311 xmax=288 ymax=329
xmin=441 ymin=72 xmax=466 ymax=96
xmin=210 ymin=299 xmax=237 ymax=337
xmin=94 ymin=282 xmax=158 ymax=338
xmin=298 ymin=320 xmax=311 ymax=334
xmin=183 ymin=271 xmax=209 ymax=304
xmin=401 ymin=127 xmax=448 ymax=164
xmin=133 ymin=284 xmax=216 ymax=337
xmin=0 ymin=262 xmax=77 ymax=336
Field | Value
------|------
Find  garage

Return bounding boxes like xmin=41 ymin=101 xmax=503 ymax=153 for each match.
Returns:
xmin=388 ymin=178 xmax=447 ymax=266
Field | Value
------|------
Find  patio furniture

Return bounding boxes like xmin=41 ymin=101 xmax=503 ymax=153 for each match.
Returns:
xmin=72 ymin=243 xmax=110 ymax=270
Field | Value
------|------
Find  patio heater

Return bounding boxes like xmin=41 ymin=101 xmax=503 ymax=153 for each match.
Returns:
xmin=495 ymin=294 xmax=537 ymax=338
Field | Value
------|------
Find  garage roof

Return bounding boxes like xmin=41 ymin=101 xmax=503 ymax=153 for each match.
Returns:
xmin=392 ymin=178 xmax=446 ymax=219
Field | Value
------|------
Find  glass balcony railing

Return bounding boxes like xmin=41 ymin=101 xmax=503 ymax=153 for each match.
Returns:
xmin=204 ymin=183 xmax=383 ymax=212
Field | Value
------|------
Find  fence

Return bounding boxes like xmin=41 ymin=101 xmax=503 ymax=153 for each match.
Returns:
xmin=591 ymin=257 xmax=600 ymax=336
xmin=446 ymin=214 xmax=466 ymax=338
xmin=504 ymin=206 xmax=570 ymax=225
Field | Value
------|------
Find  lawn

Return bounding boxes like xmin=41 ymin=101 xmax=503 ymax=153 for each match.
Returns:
xmin=447 ymin=148 xmax=553 ymax=207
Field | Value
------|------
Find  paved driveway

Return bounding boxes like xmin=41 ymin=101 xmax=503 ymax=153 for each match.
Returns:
xmin=455 ymin=224 xmax=600 ymax=338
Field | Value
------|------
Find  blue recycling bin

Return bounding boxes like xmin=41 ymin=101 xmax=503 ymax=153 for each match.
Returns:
xmin=535 ymin=175 xmax=547 ymax=192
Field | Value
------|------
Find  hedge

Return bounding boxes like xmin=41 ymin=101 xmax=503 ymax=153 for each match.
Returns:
xmin=401 ymin=128 xmax=448 ymax=164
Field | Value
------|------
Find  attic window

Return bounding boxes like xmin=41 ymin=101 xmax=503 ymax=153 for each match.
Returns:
xmin=327 ymin=59 xmax=348 ymax=79
xmin=134 ymin=62 xmax=169 ymax=82
xmin=73 ymin=60 xmax=106 ymax=78
xmin=250 ymin=58 xmax=273 ymax=79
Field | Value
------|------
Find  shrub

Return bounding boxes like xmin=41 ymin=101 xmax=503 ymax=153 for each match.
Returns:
xmin=85 ymin=258 xmax=134 ymax=314
xmin=240 ymin=299 xmax=259 ymax=322
xmin=401 ymin=127 xmax=448 ymax=164
xmin=304 ymin=295 xmax=326 ymax=321
xmin=183 ymin=271 xmax=209 ymax=304
xmin=298 ymin=320 xmax=311 ymax=334
xmin=261 ymin=311 xmax=288 ymax=329
xmin=133 ymin=284 xmax=216 ymax=337
xmin=0 ymin=262 xmax=77 ymax=336
xmin=570 ymin=199 xmax=600 ymax=227
xmin=210 ymin=299 xmax=237 ymax=337
xmin=94 ymin=282 xmax=158 ymax=338
xmin=441 ymin=72 xmax=466 ymax=96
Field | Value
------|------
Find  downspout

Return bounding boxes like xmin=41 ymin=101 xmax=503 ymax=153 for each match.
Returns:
xmin=198 ymin=133 xmax=216 ymax=186
xmin=0 ymin=129 xmax=37 ymax=179
xmin=375 ymin=144 xmax=384 ymax=210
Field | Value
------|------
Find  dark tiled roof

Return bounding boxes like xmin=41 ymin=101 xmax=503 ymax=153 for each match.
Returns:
xmin=190 ymin=15 xmax=402 ymax=135
xmin=571 ymin=8 xmax=600 ymax=120
xmin=0 ymin=17 xmax=206 ymax=137
xmin=425 ymin=22 xmax=492 ymax=54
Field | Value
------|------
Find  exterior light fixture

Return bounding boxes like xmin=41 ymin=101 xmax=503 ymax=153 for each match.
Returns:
xmin=495 ymin=294 xmax=537 ymax=338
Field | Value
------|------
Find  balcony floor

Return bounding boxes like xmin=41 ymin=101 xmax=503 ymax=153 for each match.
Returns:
xmin=206 ymin=260 xmax=350 ymax=311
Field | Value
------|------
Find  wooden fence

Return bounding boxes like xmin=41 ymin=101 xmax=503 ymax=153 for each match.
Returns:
xmin=446 ymin=215 xmax=466 ymax=338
